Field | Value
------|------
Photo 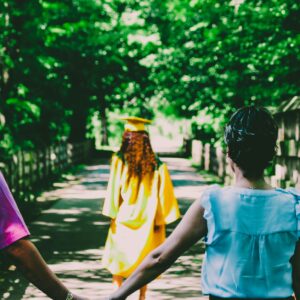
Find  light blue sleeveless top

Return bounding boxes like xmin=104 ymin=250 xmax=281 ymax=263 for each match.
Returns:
xmin=201 ymin=185 xmax=300 ymax=298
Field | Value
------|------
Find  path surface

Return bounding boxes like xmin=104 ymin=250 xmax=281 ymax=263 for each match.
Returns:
xmin=3 ymin=157 xmax=210 ymax=300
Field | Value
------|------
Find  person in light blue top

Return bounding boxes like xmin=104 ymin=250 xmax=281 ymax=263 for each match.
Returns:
xmin=107 ymin=106 xmax=300 ymax=300
xmin=201 ymin=186 xmax=299 ymax=299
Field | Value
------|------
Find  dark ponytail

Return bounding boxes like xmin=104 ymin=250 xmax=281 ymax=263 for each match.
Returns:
xmin=224 ymin=106 xmax=278 ymax=179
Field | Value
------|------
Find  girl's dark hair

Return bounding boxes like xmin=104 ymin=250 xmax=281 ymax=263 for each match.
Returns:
xmin=224 ymin=106 xmax=278 ymax=179
xmin=119 ymin=130 xmax=157 ymax=179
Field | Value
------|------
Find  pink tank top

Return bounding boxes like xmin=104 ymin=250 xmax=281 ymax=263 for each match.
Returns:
xmin=0 ymin=172 xmax=30 ymax=249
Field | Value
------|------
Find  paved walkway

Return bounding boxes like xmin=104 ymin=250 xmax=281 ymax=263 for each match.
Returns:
xmin=2 ymin=157 xmax=210 ymax=300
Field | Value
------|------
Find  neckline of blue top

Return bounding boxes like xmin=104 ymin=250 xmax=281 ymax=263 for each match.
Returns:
xmin=227 ymin=186 xmax=280 ymax=194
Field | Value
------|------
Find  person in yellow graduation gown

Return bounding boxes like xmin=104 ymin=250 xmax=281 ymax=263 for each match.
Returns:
xmin=101 ymin=117 xmax=181 ymax=300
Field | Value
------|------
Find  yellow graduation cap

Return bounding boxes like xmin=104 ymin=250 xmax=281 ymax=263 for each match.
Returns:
xmin=120 ymin=116 xmax=152 ymax=132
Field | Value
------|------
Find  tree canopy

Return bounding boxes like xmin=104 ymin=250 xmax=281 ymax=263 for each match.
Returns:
xmin=0 ymin=0 xmax=300 ymax=152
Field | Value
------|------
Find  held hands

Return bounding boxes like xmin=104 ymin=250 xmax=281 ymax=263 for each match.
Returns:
xmin=71 ymin=294 xmax=90 ymax=300
xmin=74 ymin=291 xmax=124 ymax=300
xmin=98 ymin=295 xmax=125 ymax=300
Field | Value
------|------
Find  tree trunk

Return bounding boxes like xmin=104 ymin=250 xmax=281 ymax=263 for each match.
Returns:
xmin=69 ymin=108 xmax=87 ymax=143
xmin=99 ymin=96 xmax=109 ymax=146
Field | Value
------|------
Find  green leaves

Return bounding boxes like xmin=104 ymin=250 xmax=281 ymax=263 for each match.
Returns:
xmin=6 ymin=98 xmax=41 ymax=120
xmin=1 ymin=0 xmax=300 ymax=151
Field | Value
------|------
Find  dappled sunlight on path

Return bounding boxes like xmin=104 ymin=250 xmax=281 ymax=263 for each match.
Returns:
xmin=3 ymin=157 xmax=210 ymax=299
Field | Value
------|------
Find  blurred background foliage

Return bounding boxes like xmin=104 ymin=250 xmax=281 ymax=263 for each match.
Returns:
xmin=0 ymin=0 xmax=300 ymax=153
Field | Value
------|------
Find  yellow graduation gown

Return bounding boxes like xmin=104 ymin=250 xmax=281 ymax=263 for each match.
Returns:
xmin=102 ymin=154 xmax=181 ymax=277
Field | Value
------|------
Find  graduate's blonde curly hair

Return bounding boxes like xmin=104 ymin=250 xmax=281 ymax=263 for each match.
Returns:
xmin=119 ymin=131 xmax=157 ymax=178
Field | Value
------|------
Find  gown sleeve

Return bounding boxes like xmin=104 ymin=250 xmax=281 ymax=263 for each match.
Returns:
xmin=156 ymin=163 xmax=181 ymax=225
xmin=102 ymin=154 xmax=123 ymax=219
xmin=0 ymin=172 xmax=30 ymax=250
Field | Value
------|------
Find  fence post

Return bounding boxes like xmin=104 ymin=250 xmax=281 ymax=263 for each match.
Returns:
xmin=216 ymin=145 xmax=225 ymax=179
xmin=204 ymin=143 xmax=210 ymax=171
xmin=192 ymin=140 xmax=203 ymax=167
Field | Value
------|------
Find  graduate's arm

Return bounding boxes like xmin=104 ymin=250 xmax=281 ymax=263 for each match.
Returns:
xmin=292 ymin=240 xmax=300 ymax=299
xmin=108 ymin=198 xmax=207 ymax=300
xmin=4 ymin=239 xmax=87 ymax=300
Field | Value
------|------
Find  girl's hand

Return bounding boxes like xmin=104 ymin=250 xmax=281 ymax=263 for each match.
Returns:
xmin=72 ymin=294 xmax=90 ymax=300
xmin=154 ymin=224 xmax=161 ymax=232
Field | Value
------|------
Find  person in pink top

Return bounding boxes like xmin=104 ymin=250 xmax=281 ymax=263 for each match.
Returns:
xmin=0 ymin=172 xmax=87 ymax=300
xmin=0 ymin=172 xmax=30 ymax=248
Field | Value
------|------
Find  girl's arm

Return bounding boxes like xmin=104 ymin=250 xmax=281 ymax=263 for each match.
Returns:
xmin=5 ymin=239 xmax=86 ymax=300
xmin=108 ymin=198 xmax=207 ymax=300
xmin=292 ymin=240 xmax=300 ymax=300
